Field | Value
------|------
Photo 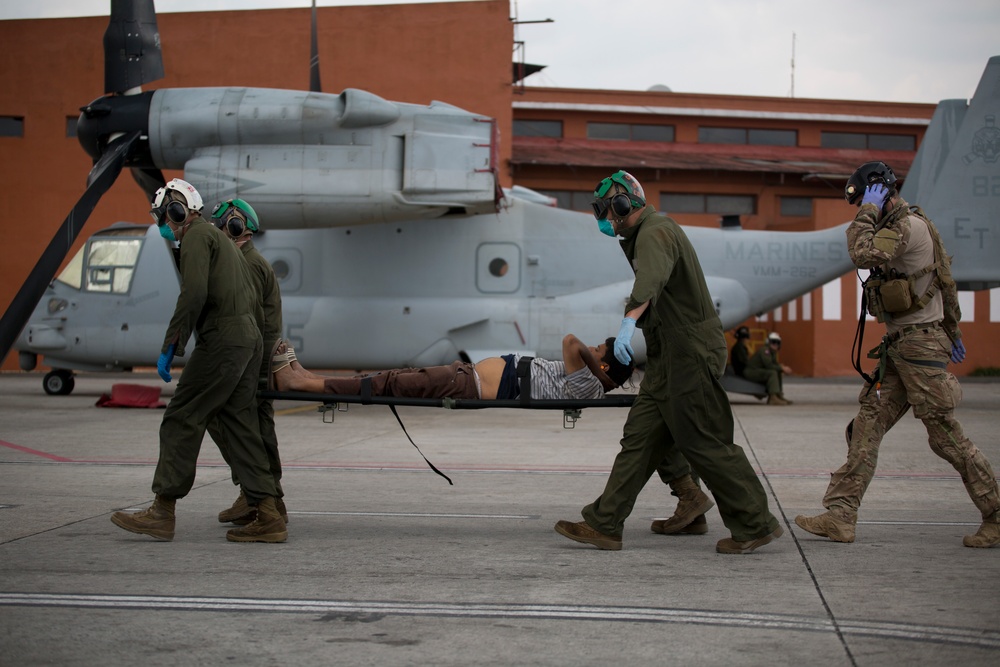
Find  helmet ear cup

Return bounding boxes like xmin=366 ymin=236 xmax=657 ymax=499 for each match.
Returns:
xmin=610 ymin=193 xmax=633 ymax=217
xmin=165 ymin=200 xmax=188 ymax=223
xmin=226 ymin=215 xmax=246 ymax=238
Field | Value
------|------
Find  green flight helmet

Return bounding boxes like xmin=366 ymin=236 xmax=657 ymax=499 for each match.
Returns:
xmin=211 ymin=198 xmax=260 ymax=237
xmin=591 ymin=170 xmax=646 ymax=220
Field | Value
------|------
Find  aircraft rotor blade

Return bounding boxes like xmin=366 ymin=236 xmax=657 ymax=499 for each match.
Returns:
xmin=104 ymin=0 xmax=164 ymax=94
xmin=130 ymin=166 xmax=166 ymax=202
xmin=310 ymin=0 xmax=322 ymax=93
xmin=0 ymin=131 xmax=141 ymax=365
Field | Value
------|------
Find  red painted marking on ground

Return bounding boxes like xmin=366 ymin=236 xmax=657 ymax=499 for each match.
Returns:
xmin=0 ymin=439 xmax=73 ymax=462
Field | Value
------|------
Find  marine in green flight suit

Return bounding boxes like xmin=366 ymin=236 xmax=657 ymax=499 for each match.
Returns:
xmin=206 ymin=199 xmax=287 ymax=525
xmin=555 ymin=171 xmax=782 ymax=554
xmin=110 ymin=179 xmax=285 ymax=543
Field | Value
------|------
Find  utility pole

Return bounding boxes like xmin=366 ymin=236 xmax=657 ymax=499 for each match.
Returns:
xmin=790 ymin=32 xmax=796 ymax=98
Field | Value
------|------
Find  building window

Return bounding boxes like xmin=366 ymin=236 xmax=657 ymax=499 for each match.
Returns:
xmin=588 ymin=122 xmax=674 ymax=142
xmin=821 ymin=131 xmax=915 ymax=151
xmin=66 ymin=116 xmax=78 ymax=138
xmin=699 ymin=127 xmax=746 ymax=144
xmin=780 ymin=196 xmax=813 ymax=217
xmin=537 ymin=190 xmax=595 ymax=212
xmin=699 ymin=126 xmax=797 ymax=146
xmin=868 ymin=133 xmax=916 ymax=151
xmin=748 ymin=128 xmax=797 ymax=146
xmin=0 ymin=116 xmax=24 ymax=137
xmin=662 ymin=192 xmax=755 ymax=215
xmin=513 ymin=119 xmax=563 ymax=138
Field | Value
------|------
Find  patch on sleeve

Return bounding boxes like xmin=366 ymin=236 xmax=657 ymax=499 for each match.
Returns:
xmin=873 ymin=228 xmax=899 ymax=254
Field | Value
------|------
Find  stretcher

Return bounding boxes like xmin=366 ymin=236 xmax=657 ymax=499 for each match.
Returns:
xmin=257 ymin=390 xmax=639 ymax=486
xmin=258 ymin=390 xmax=637 ymax=427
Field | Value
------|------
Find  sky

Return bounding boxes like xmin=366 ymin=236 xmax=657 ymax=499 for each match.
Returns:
xmin=4 ymin=0 xmax=998 ymax=104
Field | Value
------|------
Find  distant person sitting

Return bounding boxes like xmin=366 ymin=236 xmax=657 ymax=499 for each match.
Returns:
xmin=269 ymin=334 xmax=635 ymax=401
xmin=729 ymin=325 xmax=752 ymax=377
xmin=744 ymin=332 xmax=793 ymax=405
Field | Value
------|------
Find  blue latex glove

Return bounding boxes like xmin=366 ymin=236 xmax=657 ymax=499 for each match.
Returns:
xmin=950 ymin=339 xmax=966 ymax=364
xmin=157 ymin=343 xmax=176 ymax=383
xmin=614 ymin=317 xmax=637 ymax=365
xmin=860 ymin=183 xmax=889 ymax=209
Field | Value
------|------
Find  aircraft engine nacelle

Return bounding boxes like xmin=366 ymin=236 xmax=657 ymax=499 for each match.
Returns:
xmin=148 ymin=87 xmax=499 ymax=229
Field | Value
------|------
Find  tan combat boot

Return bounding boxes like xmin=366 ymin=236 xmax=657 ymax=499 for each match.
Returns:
xmin=554 ymin=520 xmax=622 ymax=551
xmin=222 ymin=491 xmax=289 ymax=525
xmin=651 ymin=475 xmax=714 ymax=535
xmin=218 ymin=490 xmax=254 ymax=524
xmin=963 ymin=514 xmax=1000 ymax=548
xmin=226 ymin=496 xmax=287 ymax=543
xmin=794 ymin=507 xmax=856 ymax=543
xmin=111 ymin=495 xmax=176 ymax=541
xmin=767 ymin=394 xmax=790 ymax=406
xmin=716 ymin=525 xmax=783 ymax=554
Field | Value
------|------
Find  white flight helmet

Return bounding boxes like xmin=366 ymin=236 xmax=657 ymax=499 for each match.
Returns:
xmin=153 ymin=178 xmax=203 ymax=210
xmin=767 ymin=332 xmax=782 ymax=344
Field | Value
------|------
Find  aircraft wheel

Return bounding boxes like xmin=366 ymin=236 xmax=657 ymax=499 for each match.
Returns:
xmin=43 ymin=370 xmax=75 ymax=395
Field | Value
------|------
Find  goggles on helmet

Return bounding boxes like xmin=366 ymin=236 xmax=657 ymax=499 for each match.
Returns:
xmin=150 ymin=198 xmax=189 ymax=227
xmin=591 ymin=197 xmax=612 ymax=221
xmin=211 ymin=198 xmax=259 ymax=236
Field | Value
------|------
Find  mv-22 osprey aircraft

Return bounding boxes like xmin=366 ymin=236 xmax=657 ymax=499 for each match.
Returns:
xmin=1 ymin=1 xmax=997 ymax=396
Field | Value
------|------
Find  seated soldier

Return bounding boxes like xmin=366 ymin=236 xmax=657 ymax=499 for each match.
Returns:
xmin=744 ymin=332 xmax=793 ymax=405
xmin=730 ymin=325 xmax=751 ymax=376
xmin=269 ymin=334 xmax=634 ymax=400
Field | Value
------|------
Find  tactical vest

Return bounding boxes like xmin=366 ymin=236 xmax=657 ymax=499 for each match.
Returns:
xmin=863 ymin=206 xmax=955 ymax=323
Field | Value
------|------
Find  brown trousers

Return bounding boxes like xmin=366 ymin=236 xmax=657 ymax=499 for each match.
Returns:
xmin=322 ymin=361 xmax=479 ymax=399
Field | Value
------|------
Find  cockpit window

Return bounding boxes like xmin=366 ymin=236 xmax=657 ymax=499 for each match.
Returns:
xmin=56 ymin=234 xmax=143 ymax=294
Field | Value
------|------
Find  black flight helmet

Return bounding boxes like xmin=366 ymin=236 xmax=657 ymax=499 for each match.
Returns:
xmin=844 ymin=161 xmax=898 ymax=205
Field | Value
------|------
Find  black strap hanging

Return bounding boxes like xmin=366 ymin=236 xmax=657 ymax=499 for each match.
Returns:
xmin=851 ymin=274 xmax=875 ymax=387
xmin=387 ymin=404 xmax=453 ymax=485
xmin=360 ymin=376 xmax=452 ymax=484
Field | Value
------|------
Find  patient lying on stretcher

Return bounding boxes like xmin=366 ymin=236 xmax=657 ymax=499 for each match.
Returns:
xmin=270 ymin=334 xmax=634 ymax=401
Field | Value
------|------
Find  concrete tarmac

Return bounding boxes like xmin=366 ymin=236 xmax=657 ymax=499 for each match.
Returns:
xmin=1 ymin=371 xmax=999 ymax=666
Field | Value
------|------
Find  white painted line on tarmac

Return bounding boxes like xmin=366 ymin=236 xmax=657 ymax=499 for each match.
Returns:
xmin=290 ymin=511 xmax=539 ymax=519
xmin=2 ymin=593 xmax=999 ymax=649
xmin=857 ymin=520 xmax=980 ymax=526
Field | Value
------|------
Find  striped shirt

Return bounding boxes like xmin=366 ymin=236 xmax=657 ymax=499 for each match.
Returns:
xmin=511 ymin=354 xmax=605 ymax=400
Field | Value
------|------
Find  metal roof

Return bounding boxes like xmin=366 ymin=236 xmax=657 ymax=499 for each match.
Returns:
xmin=510 ymin=137 xmax=914 ymax=178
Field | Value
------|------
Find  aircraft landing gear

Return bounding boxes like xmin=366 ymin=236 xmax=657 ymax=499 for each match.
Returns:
xmin=43 ymin=369 xmax=75 ymax=395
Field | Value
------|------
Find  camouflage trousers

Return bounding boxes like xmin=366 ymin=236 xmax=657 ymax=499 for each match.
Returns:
xmin=824 ymin=325 xmax=1000 ymax=520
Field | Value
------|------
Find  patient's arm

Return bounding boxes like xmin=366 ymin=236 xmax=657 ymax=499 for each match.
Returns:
xmin=562 ymin=334 xmax=614 ymax=389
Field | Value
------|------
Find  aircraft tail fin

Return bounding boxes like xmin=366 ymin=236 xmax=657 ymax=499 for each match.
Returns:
xmin=901 ymin=56 xmax=1000 ymax=290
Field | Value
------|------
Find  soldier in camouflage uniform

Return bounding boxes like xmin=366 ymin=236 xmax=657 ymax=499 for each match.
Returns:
xmin=554 ymin=170 xmax=782 ymax=554
xmin=795 ymin=162 xmax=1000 ymax=548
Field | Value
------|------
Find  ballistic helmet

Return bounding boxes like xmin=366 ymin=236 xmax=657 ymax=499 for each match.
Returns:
xmin=844 ymin=161 xmax=897 ymax=205
xmin=211 ymin=198 xmax=260 ymax=237
xmin=591 ymin=170 xmax=646 ymax=220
